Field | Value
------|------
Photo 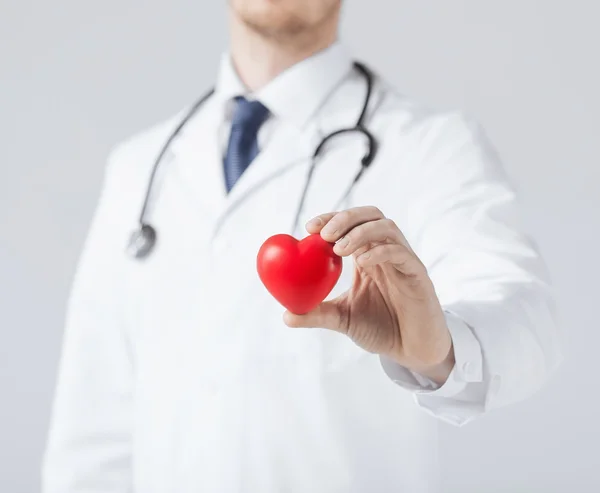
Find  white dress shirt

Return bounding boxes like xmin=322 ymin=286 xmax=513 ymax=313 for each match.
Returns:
xmin=42 ymin=40 xmax=562 ymax=493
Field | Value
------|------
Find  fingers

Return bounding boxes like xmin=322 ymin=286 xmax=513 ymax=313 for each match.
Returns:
xmin=355 ymin=243 xmax=425 ymax=277
xmin=282 ymin=300 xmax=346 ymax=332
xmin=305 ymin=212 xmax=337 ymax=234
xmin=305 ymin=206 xmax=385 ymax=239
xmin=332 ymin=218 xmax=405 ymax=257
xmin=304 ymin=206 xmax=420 ymax=274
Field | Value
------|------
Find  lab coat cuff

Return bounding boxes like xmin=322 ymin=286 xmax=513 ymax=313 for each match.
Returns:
xmin=413 ymin=310 xmax=483 ymax=397
xmin=445 ymin=309 xmax=483 ymax=383
xmin=380 ymin=311 xmax=483 ymax=396
xmin=379 ymin=355 xmax=435 ymax=392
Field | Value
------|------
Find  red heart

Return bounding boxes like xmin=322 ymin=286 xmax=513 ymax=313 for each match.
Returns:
xmin=256 ymin=233 xmax=343 ymax=315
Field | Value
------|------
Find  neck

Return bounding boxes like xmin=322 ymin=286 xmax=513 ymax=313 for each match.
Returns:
xmin=228 ymin=11 xmax=338 ymax=92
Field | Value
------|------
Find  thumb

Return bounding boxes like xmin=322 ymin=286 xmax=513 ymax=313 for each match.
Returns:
xmin=283 ymin=300 xmax=345 ymax=332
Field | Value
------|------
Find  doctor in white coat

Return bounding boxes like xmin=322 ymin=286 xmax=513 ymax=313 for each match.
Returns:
xmin=42 ymin=1 xmax=562 ymax=492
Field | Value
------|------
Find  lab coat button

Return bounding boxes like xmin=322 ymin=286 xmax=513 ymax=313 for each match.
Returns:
xmin=461 ymin=361 xmax=472 ymax=375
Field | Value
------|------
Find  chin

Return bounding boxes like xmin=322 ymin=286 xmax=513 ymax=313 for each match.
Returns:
xmin=231 ymin=0 xmax=317 ymax=38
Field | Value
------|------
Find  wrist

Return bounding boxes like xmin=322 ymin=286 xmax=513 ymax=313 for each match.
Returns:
xmin=410 ymin=341 xmax=455 ymax=387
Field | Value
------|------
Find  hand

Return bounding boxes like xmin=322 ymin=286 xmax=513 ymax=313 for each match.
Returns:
xmin=283 ymin=206 xmax=455 ymax=385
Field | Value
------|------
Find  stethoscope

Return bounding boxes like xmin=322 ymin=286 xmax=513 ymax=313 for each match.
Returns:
xmin=128 ymin=61 xmax=379 ymax=260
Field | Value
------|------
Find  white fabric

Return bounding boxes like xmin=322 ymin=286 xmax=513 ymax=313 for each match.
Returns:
xmin=42 ymin=41 xmax=562 ymax=493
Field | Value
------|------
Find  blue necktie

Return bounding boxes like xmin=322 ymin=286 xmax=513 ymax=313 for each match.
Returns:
xmin=223 ymin=96 xmax=270 ymax=192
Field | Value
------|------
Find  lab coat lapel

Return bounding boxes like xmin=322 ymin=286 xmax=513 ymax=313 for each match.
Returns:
xmin=210 ymin=121 xmax=315 ymax=239
xmin=170 ymin=102 xmax=228 ymax=213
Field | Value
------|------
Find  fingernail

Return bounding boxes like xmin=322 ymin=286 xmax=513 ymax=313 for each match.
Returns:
xmin=306 ymin=217 xmax=323 ymax=228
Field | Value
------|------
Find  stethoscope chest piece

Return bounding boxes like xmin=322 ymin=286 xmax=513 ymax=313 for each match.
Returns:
xmin=127 ymin=224 xmax=157 ymax=259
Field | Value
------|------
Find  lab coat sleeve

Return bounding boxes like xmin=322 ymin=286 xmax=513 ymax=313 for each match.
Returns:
xmin=41 ymin=151 xmax=134 ymax=491
xmin=381 ymin=112 xmax=563 ymax=426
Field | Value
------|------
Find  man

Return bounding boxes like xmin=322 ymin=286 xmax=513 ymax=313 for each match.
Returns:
xmin=42 ymin=1 xmax=562 ymax=492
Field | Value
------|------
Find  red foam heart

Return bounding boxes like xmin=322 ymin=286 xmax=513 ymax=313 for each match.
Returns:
xmin=257 ymin=233 xmax=343 ymax=315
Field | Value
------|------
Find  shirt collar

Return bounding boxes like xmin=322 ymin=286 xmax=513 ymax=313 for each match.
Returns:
xmin=214 ymin=41 xmax=354 ymax=130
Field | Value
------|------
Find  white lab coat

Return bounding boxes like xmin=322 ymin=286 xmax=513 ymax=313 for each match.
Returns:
xmin=42 ymin=43 xmax=562 ymax=492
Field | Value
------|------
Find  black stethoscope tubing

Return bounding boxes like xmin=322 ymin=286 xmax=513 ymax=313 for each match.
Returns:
xmin=128 ymin=61 xmax=378 ymax=260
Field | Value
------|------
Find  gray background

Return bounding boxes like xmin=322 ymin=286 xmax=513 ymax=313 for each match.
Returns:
xmin=1 ymin=1 xmax=598 ymax=491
